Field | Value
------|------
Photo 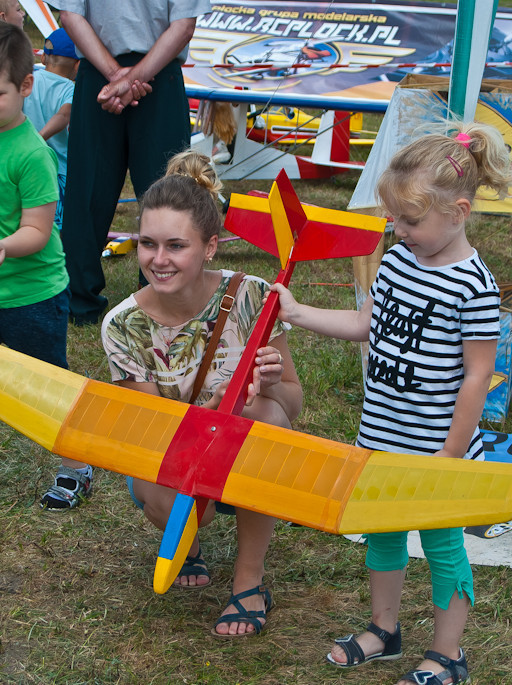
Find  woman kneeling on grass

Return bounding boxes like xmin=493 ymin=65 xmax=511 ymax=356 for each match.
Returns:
xmin=101 ymin=150 xmax=302 ymax=637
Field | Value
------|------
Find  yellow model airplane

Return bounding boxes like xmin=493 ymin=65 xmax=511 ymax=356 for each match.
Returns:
xmin=1 ymin=171 xmax=511 ymax=594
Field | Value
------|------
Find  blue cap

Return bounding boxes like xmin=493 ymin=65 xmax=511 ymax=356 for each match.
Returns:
xmin=44 ymin=28 xmax=78 ymax=60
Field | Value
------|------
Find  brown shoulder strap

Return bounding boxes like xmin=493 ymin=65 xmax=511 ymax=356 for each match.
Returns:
xmin=189 ymin=271 xmax=245 ymax=404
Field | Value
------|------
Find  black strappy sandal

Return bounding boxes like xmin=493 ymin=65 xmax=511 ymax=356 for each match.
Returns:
xmin=400 ymin=648 xmax=470 ymax=684
xmin=211 ymin=584 xmax=272 ymax=638
xmin=172 ymin=547 xmax=211 ymax=589
xmin=326 ymin=621 xmax=402 ymax=667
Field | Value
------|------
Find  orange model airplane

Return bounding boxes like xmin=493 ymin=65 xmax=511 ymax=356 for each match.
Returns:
xmin=1 ymin=171 xmax=511 ymax=595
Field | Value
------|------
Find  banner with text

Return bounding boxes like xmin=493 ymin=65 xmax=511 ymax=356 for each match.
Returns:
xmin=186 ymin=1 xmax=512 ymax=103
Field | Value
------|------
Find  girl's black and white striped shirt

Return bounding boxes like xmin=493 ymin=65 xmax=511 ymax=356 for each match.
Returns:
xmin=356 ymin=242 xmax=500 ymax=460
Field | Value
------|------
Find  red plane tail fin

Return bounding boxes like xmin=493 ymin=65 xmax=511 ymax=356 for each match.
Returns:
xmin=224 ymin=169 xmax=385 ymax=264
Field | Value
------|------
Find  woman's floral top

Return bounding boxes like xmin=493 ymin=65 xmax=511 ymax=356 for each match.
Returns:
xmin=101 ymin=270 xmax=288 ymax=406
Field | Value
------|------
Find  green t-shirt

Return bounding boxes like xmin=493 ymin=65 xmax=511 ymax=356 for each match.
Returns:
xmin=0 ymin=118 xmax=69 ymax=308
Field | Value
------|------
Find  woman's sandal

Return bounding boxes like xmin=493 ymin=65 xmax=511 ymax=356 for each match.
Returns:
xmin=326 ymin=621 xmax=402 ymax=668
xmin=211 ymin=584 xmax=273 ymax=638
xmin=400 ymin=648 xmax=470 ymax=684
xmin=173 ymin=547 xmax=211 ymax=589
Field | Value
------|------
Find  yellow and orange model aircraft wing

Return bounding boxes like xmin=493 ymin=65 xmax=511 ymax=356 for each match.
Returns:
xmin=2 ymin=345 xmax=511 ymax=538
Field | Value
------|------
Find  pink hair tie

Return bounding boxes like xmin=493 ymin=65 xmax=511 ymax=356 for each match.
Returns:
xmin=454 ymin=132 xmax=472 ymax=148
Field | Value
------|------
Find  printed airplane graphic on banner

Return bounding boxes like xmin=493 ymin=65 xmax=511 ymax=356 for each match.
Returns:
xmin=186 ymin=0 xmax=512 ymax=105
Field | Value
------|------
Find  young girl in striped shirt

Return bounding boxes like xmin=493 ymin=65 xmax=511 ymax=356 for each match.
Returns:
xmin=270 ymin=122 xmax=511 ymax=685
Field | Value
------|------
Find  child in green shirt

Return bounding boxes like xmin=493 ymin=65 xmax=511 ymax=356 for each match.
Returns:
xmin=0 ymin=23 xmax=92 ymax=509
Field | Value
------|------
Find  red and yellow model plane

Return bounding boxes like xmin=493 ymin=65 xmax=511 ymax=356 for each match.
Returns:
xmin=1 ymin=171 xmax=511 ymax=595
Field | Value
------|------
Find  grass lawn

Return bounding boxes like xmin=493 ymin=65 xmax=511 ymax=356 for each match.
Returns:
xmin=0 ymin=11 xmax=511 ymax=685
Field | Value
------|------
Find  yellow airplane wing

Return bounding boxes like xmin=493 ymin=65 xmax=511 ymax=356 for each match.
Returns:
xmin=1 ymin=346 xmax=511 ymax=535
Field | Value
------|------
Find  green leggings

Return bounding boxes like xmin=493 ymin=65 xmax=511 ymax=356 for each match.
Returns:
xmin=365 ymin=527 xmax=474 ymax=610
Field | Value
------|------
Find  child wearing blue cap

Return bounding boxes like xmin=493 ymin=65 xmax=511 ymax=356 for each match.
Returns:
xmin=24 ymin=28 xmax=79 ymax=229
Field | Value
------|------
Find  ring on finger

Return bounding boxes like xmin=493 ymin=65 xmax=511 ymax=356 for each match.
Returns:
xmin=277 ymin=353 xmax=283 ymax=365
